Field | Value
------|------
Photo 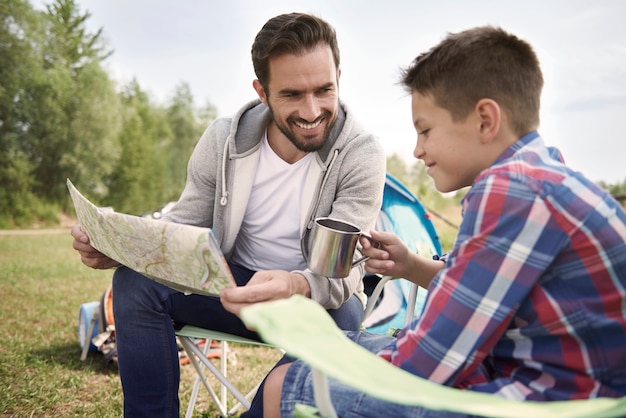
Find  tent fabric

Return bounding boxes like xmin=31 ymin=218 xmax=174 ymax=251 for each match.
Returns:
xmin=363 ymin=174 xmax=441 ymax=334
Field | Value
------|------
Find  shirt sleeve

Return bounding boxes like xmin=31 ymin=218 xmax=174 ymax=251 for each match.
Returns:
xmin=378 ymin=173 xmax=567 ymax=387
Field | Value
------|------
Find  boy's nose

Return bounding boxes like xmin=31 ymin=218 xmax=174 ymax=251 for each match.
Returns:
xmin=413 ymin=135 xmax=425 ymax=159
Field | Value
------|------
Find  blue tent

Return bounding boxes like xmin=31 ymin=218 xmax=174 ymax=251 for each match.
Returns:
xmin=363 ymin=173 xmax=443 ymax=334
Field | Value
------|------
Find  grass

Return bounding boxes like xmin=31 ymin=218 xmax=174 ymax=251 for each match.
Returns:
xmin=0 ymin=232 xmax=282 ymax=417
xmin=0 ymin=201 xmax=461 ymax=417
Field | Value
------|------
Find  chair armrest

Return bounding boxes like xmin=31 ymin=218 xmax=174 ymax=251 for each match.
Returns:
xmin=241 ymin=295 xmax=626 ymax=418
xmin=363 ymin=275 xmax=392 ymax=321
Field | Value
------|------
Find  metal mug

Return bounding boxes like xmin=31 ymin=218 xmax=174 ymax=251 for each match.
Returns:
xmin=305 ymin=217 xmax=377 ymax=278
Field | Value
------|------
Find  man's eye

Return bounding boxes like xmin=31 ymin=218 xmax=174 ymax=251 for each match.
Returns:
xmin=419 ymin=129 xmax=430 ymax=137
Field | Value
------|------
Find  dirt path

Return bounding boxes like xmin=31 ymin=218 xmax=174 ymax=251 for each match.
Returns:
xmin=0 ymin=228 xmax=71 ymax=236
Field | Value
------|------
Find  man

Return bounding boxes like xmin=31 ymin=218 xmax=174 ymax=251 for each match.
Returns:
xmin=260 ymin=25 xmax=626 ymax=417
xmin=71 ymin=12 xmax=386 ymax=417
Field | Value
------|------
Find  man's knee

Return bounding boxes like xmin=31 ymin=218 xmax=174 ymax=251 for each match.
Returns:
xmin=112 ymin=267 xmax=167 ymax=319
xmin=327 ymin=295 xmax=364 ymax=331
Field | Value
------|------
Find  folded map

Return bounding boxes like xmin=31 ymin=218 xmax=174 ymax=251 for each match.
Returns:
xmin=67 ymin=179 xmax=235 ymax=296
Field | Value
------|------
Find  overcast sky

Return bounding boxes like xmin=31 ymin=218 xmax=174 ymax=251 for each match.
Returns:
xmin=36 ymin=0 xmax=626 ymax=183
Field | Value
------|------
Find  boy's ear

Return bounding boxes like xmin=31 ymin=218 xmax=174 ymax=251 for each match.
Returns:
xmin=253 ymin=79 xmax=268 ymax=105
xmin=476 ymin=99 xmax=501 ymax=144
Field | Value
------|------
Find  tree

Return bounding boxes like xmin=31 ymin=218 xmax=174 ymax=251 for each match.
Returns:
xmin=599 ymin=178 xmax=626 ymax=208
xmin=164 ymin=83 xmax=206 ymax=199
xmin=28 ymin=0 xmax=116 ymax=203
xmin=60 ymin=62 xmax=122 ymax=205
xmin=385 ymin=153 xmax=409 ymax=185
xmin=407 ymin=158 xmax=433 ymax=199
xmin=107 ymin=80 xmax=170 ymax=214
xmin=0 ymin=0 xmax=50 ymax=225
xmin=42 ymin=0 xmax=112 ymax=73
xmin=0 ymin=0 xmax=221 ymax=226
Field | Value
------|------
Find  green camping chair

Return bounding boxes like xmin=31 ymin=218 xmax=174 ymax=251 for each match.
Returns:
xmin=240 ymin=295 xmax=626 ymax=418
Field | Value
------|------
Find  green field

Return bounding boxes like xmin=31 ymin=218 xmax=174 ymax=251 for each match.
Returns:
xmin=0 ymin=232 xmax=281 ymax=417
xmin=0 ymin=211 xmax=461 ymax=417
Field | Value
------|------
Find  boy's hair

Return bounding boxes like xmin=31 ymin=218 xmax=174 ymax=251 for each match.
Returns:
xmin=251 ymin=13 xmax=340 ymax=90
xmin=401 ymin=26 xmax=543 ymax=136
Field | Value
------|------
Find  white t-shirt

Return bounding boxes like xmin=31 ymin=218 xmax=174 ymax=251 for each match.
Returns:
xmin=231 ymin=134 xmax=313 ymax=272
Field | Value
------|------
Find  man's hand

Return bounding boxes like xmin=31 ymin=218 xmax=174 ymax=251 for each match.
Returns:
xmin=71 ymin=224 xmax=120 ymax=270
xmin=220 ymin=270 xmax=311 ymax=317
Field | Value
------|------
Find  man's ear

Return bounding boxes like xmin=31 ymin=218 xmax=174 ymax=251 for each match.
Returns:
xmin=476 ymin=98 xmax=501 ymax=144
xmin=253 ymin=79 xmax=267 ymax=105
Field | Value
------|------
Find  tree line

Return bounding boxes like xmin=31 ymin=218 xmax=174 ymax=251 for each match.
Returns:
xmin=2 ymin=0 xmax=624 ymax=229
xmin=1 ymin=0 xmax=216 ymax=227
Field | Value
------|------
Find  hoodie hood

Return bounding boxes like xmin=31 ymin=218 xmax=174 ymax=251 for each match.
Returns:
xmin=228 ymin=98 xmax=353 ymax=164
xmin=217 ymin=98 xmax=358 ymax=208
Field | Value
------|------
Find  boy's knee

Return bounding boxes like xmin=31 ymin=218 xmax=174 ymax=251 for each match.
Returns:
xmin=263 ymin=363 xmax=291 ymax=417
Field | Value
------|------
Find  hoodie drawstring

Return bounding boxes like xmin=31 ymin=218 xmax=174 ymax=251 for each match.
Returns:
xmin=220 ymin=139 xmax=229 ymax=206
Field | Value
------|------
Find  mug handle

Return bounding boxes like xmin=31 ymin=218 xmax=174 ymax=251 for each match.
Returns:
xmin=351 ymin=233 xmax=380 ymax=268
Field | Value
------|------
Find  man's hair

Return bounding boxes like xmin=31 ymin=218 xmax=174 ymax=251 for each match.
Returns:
xmin=401 ymin=26 xmax=543 ymax=136
xmin=251 ymin=13 xmax=340 ymax=89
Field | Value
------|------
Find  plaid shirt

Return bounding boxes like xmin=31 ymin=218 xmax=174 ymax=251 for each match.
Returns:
xmin=378 ymin=132 xmax=626 ymax=401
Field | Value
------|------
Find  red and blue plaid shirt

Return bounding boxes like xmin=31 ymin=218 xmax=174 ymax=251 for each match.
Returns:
xmin=378 ymin=131 xmax=626 ymax=401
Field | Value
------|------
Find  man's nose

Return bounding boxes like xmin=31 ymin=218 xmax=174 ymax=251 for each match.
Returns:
xmin=300 ymin=94 xmax=321 ymax=121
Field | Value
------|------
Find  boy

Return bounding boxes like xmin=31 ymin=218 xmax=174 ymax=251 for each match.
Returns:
xmin=259 ymin=25 xmax=626 ymax=417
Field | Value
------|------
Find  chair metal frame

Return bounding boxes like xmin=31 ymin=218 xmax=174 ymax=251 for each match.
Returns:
xmin=175 ymin=326 xmax=278 ymax=417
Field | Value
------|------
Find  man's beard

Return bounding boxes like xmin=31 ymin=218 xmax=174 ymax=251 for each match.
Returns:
xmin=270 ymin=107 xmax=336 ymax=153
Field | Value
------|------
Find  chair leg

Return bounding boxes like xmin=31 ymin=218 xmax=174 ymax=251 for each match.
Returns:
xmin=220 ymin=341 xmax=228 ymax=408
xmin=185 ymin=370 xmax=203 ymax=418
xmin=404 ymin=283 xmax=419 ymax=327
xmin=363 ymin=275 xmax=392 ymax=321
xmin=219 ymin=341 xmax=261 ymax=417
xmin=312 ymin=368 xmax=338 ymax=418
xmin=227 ymin=380 xmax=262 ymax=416
xmin=180 ymin=337 xmax=230 ymax=417
xmin=179 ymin=336 xmax=254 ymax=416
xmin=184 ymin=337 xmax=221 ymax=418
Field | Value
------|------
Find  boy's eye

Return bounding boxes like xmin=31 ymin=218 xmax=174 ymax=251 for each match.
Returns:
xmin=418 ymin=129 xmax=430 ymax=137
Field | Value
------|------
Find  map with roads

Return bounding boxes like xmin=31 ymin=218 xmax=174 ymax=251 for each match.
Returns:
xmin=67 ymin=179 xmax=235 ymax=296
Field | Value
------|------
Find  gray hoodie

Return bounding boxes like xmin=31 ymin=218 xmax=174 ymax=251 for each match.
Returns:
xmin=165 ymin=99 xmax=386 ymax=309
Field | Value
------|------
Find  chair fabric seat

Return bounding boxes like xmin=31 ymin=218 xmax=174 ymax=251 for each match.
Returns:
xmin=241 ymin=295 xmax=626 ymax=418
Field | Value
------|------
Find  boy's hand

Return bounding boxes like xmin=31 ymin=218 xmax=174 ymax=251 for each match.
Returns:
xmin=360 ymin=230 xmax=411 ymax=278
xmin=361 ymin=230 xmax=445 ymax=288
xmin=71 ymin=224 xmax=120 ymax=270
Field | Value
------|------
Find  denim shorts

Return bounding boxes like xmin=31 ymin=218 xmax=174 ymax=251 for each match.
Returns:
xmin=279 ymin=331 xmax=473 ymax=418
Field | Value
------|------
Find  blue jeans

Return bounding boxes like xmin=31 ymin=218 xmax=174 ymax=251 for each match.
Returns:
xmin=274 ymin=331 xmax=474 ymax=418
xmin=111 ymin=265 xmax=364 ymax=417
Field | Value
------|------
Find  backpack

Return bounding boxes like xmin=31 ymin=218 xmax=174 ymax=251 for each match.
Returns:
xmin=78 ymin=284 xmax=226 ymax=366
xmin=90 ymin=284 xmax=117 ymax=364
